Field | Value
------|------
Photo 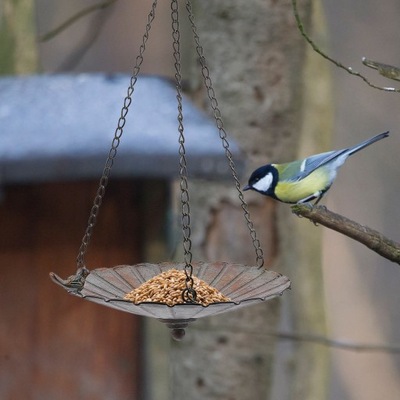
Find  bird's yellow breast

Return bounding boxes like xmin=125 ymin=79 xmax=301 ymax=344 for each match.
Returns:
xmin=275 ymin=167 xmax=332 ymax=203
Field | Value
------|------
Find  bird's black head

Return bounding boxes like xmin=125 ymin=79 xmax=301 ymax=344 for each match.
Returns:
xmin=243 ymin=164 xmax=278 ymax=197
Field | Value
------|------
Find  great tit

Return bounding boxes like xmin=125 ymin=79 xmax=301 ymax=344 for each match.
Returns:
xmin=243 ymin=131 xmax=389 ymax=204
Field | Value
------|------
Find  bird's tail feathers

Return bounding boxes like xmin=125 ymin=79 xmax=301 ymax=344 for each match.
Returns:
xmin=347 ymin=131 xmax=389 ymax=156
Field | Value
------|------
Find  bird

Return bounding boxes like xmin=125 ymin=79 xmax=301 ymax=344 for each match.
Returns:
xmin=243 ymin=131 xmax=389 ymax=205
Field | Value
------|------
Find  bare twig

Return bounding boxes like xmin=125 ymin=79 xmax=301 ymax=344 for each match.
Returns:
xmin=292 ymin=204 xmax=400 ymax=265
xmin=291 ymin=0 xmax=400 ymax=93
xmin=39 ymin=0 xmax=117 ymax=42
xmin=270 ymin=331 xmax=400 ymax=354
xmin=362 ymin=57 xmax=400 ymax=82
xmin=192 ymin=325 xmax=400 ymax=354
xmin=55 ymin=6 xmax=109 ymax=71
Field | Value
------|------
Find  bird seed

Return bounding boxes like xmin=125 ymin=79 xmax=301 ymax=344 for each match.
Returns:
xmin=124 ymin=268 xmax=230 ymax=306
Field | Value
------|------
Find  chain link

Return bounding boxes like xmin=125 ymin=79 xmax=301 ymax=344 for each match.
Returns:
xmin=171 ymin=0 xmax=197 ymax=303
xmin=75 ymin=0 xmax=264 ymax=279
xmin=75 ymin=0 xmax=159 ymax=273
xmin=185 ymin=0 xmax=265 ymax=268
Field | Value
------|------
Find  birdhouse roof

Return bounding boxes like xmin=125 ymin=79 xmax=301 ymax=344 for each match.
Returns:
xmin=0 ymin=74 xmax=243 ymax=184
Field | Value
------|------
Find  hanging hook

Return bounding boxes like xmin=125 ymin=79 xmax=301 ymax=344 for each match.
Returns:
xmin=181 ymin=264 xmax=198 ymax=304
xmin=49 ymin=267 xmax=89 ymax=293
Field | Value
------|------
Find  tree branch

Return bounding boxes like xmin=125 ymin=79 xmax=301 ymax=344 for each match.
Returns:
xmin=291 ymin=0 xmax=400 ymax=93
xmin=192 ymin=325 xmax=400 ymax=354
xmin=362 ymin=57 xmax=400 ymax=82
xmin=292 ymin=204 xmax=400 ymax=265
xmin=39 ymin=0 xmax=117 ymax=42
xmin=270 ymin=331 xmax=400 ymax=354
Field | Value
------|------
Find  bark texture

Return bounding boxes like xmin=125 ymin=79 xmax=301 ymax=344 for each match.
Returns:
xmin=0 ymin=0 xmax=38 ymax=74
xmin=169 ymin=1 xmax=330 ymax=399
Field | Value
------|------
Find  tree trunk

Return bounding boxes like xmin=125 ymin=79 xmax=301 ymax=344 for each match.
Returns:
xmin=169 ymin=0 xmax=331 ymax=399
xmin=0 ymin=0 xmax=38 ymax=74
xmin=275 ymin=2 xmax=332 ymax=398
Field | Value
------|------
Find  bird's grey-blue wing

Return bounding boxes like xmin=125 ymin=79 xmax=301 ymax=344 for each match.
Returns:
xmin=289 ymin=149 xmax=348 ymax=181
xmin=285 ymin=132 xmax=388 ymax=182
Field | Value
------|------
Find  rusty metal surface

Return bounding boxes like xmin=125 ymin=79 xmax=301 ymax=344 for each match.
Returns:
xmin=64 ymin=262 xmax=290 ymax=320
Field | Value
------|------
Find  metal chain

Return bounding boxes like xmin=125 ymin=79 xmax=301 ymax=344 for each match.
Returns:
xmin=185 ymin=0 xmax=265 ymax=268
xmin=171 ymin=0 xmax=197 ymax=303
xmin=75 ymin=0 xmax=159 ymax=273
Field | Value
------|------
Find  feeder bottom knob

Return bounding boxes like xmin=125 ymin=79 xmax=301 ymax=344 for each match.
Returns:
xmin=171 ymin=328 xmax=186 ymax=341
xmin=159 ymin=318 xmax=196 ymax=340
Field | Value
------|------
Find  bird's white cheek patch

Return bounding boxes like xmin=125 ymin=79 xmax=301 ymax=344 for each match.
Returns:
xmin=253 ymin=173 xmax=273 ymax=192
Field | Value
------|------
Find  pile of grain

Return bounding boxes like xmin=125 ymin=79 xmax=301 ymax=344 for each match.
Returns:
xmin=124 ymin=268 xmax=230 ymax=306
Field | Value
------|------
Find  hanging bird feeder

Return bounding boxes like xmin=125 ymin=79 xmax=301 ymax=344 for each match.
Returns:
xmin=50 ymin=0 xmax=290 ymax=340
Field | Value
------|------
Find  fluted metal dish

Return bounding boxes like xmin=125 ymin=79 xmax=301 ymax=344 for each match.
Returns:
xmin=51 ymin=261 xmax=290 ymax=339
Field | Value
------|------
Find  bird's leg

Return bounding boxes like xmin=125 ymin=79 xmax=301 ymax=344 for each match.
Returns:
xmin=297 ymin=192 xmax=322 ymax=207
xmin=313 ymin=191 xmax=328 ymax=209
xmin=295 ymin=200 xmax=314 ymax=212
xmin=313 ymin=194 xmax=323 ymax=205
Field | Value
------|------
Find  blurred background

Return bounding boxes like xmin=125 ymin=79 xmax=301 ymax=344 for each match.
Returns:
xmin=323 ymin=0 xmax=400 ymax=398
xmin=1 ymin=0 xmax=399 ymax=399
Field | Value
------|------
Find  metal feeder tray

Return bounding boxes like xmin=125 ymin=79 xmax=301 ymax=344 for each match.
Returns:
xmin=51 ymin=261 xmax=290 ymax=340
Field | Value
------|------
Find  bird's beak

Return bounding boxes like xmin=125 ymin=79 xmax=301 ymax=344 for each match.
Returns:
xmin=243 ymin=184 xmax=251 ymax=191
